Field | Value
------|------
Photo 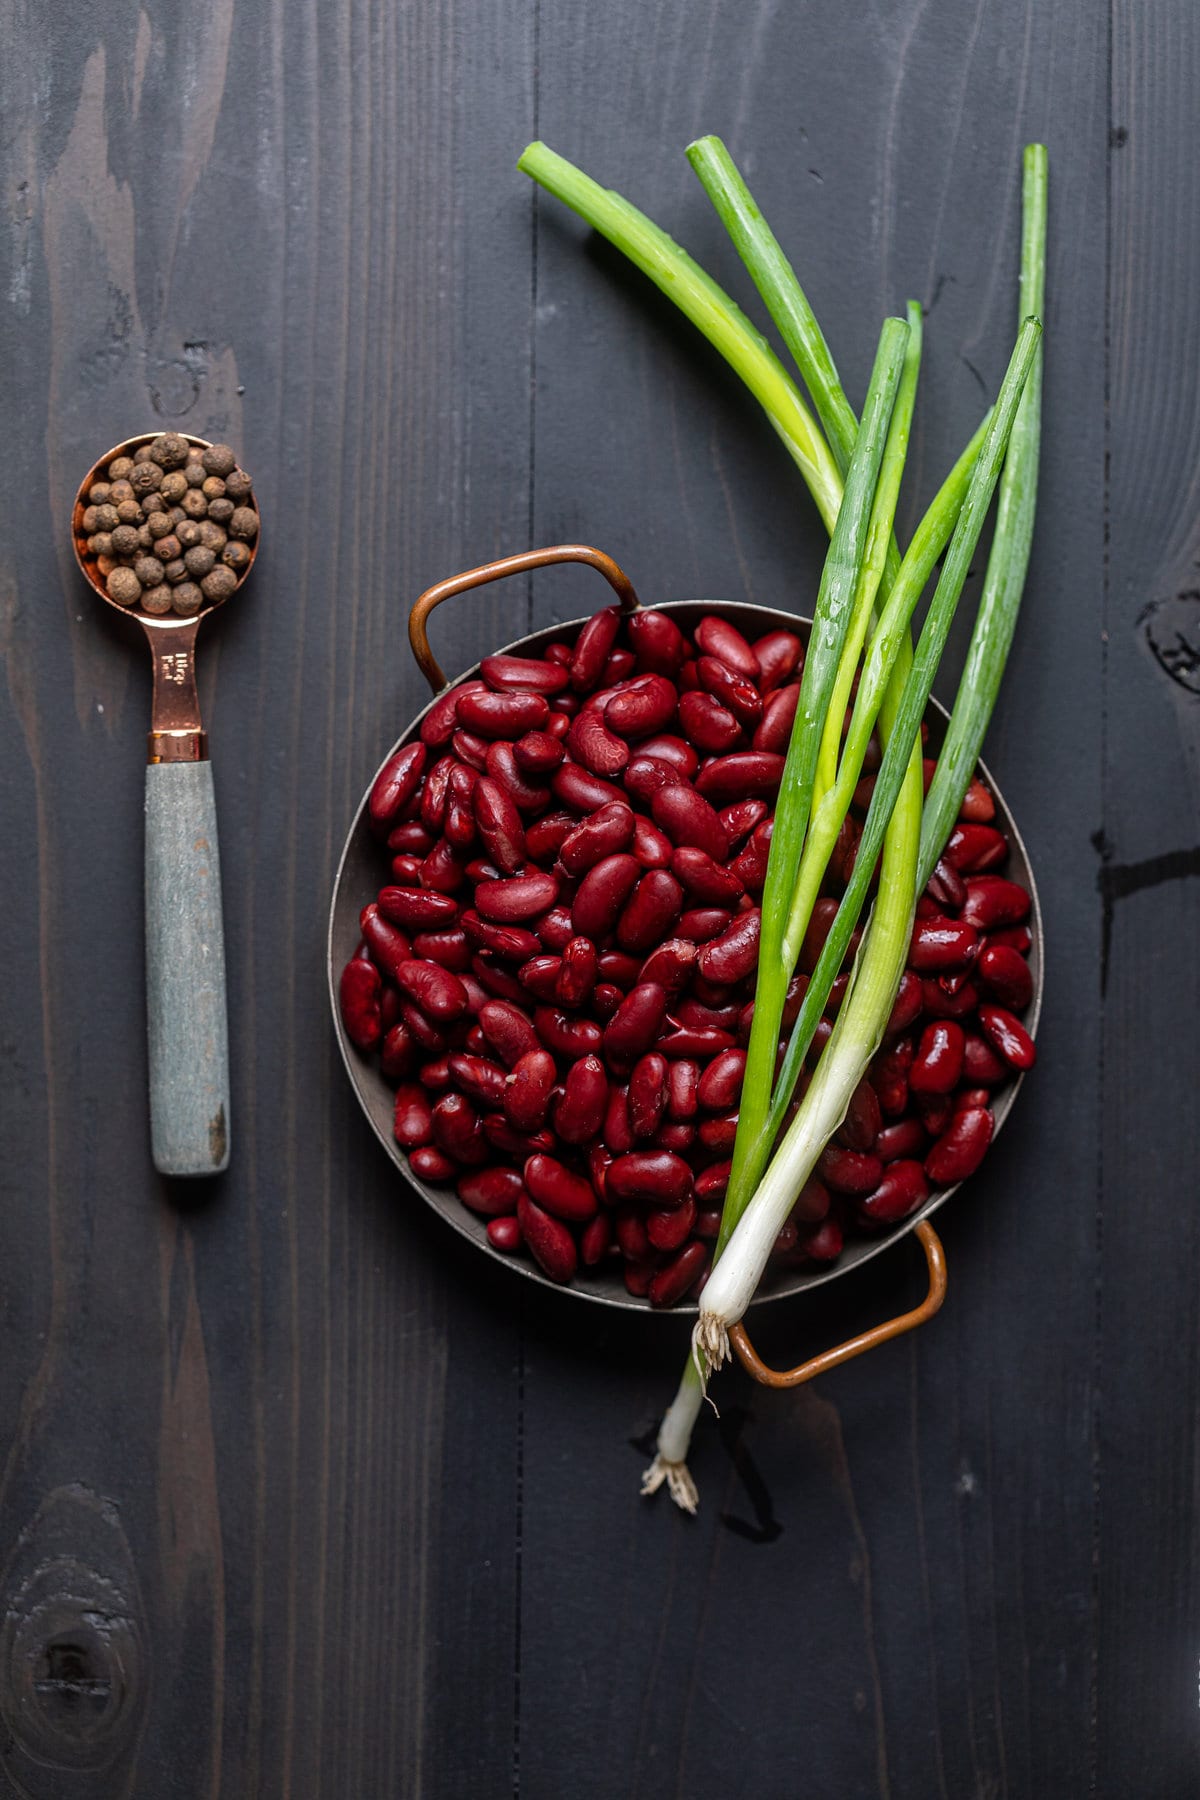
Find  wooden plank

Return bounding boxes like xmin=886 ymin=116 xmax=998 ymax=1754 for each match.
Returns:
xmin=0 ymin=1 xmax=532 ymax=1793
xmin=524 ymin=3 xmax=1106 ymax=1795
xmin=1096 ymin=4 xmax=1200 ymax=1791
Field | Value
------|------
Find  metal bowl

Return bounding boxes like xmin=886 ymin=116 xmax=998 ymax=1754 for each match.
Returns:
xmin=328 ymin=590 xmax=1042 ymax=1315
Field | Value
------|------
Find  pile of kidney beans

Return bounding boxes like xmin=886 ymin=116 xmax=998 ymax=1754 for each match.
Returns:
xmin=338 ymin=599 xmax=1036 ymax=1307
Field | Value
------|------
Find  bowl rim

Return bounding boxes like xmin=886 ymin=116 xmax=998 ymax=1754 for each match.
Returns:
xmin=328 ymin=598 xmax=1043 ymax=1315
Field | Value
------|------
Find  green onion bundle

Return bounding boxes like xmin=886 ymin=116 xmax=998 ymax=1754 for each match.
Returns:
xmin=520 ymin=137 xmax=1047 ymax=1510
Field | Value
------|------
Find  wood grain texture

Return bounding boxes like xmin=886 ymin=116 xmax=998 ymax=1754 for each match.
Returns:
xmin=0 ymin=0 xmax=1189 ymax=1793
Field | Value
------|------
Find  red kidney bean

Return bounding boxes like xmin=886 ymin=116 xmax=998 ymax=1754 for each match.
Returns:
xmin=959 ymin=778 xmax=995 ymax=822
xmin=872 ymin=1037 xmax=914 ymax=1116
xmin=796 ymin=1218 xmax=843 ymax=1263
xmin=402 ymin=1002 xmax=447 ymax=1055
xmin=592 ymin=983 xmax=622 ymax=1018
xmin=597 ymin=1083 xmax=633 ymax=1155
xmin=631 ymin=734 xmax=697 ymax=777
xmin=962 ymin=1031 xmax=1008 ymax=1085
xmin=636 ymin=938 xmax=696 ymax=995
xmin=694 ymin=1047 xmax=745 ymax=1113
xmin=627 ymin=607 xmax=688 ymax=675
xmin=532 ymin=1006 xmax=603 ymax=1060
xmin=457 ymin=688 xmax=550 ymax=739
xmin=977 ymin=1002 xmax=1037 ymax=1070
xmin=514 ymin=730 xmax=565 ymax=777
xmin=798 ymin=897 xmax=837 ymax=974
xmin=483 ymin=1114 xmax=555 ymax=1158
xmin=410 ymin=1144 xmax=457 ymax=1183
xmin=874 ymin=1119 xmax=926 ymax=1165
xmin=751 ymin=684 xmax=800 ymax=755
xmin=859 ymin=1159 xmax=930 ymax=1225
xmin=572 ymin=852 xmax=641 ymax=939
xmin=697 ymin=1113 xmax=738 ymax=1153
xmin=603 ymin=981 xmax=668 ymax=1069
xmin=524 ymin=1153 xmax=597 ymax=1222
xmin=531 ymin=906 xmax=572 ymax=952
xmin=394 ymin=1072 xmax=437 ymax=1144
xmin=955 ymin=1086 xmax=993 ymax=1114
xmin=623 ymin=1259 xmax=658 ymax=1297
xmin=694 ymin=1165 xmax=730 ymax=1208
xmin=421 ymin=836 xmax=468 ymax=893
xmin=697 ymin=908 xmax=761 ymax=984
xmin=487 ymin=1215 xmax=523 ymax=1252
xmin=650 ymin=782 xmax=730 ymax=860
xmin=448 ymin=1054 xmax=508 ymax=1108
xmin=377 ymin=885 xmax=458 ymax=931
xmin=579 ymin=1211 xmax=612 ymax=1266
xmin=676 ymin=997 xmax=740 ymax=1032
xmin=720 ymin=799 xmax=767 ymax=849
xmin=554 ymin=1056 xmax=608 ymax=1145
xmin=977 ymin=942 xmax=1033 ymax=1011
xmin=916 ymin=1089 xmax=952 ymax=1138
xmin=596 ymin=949 xmax=641 ymax=988
xmin=988 ymin=924 xmax=1033 ymax=954
xmin=395 ymin=958 xmax=469 ymax=1023
xmin=628 ymin=1053 xmax=668 ymax=1138
xmin=587 ymin=1143 xmax=613 ymax=1201
xmin=629 ymin=814 xmax=672 ymax=869
xmin=503 ymin=1048 xmax=557 ymax=1131
xmin=926 ymin=857 xmax=967 ymax=912
xmin=945 ymin=822 xmax=1008 ymax=872
xmin=388 ymin=820 xmax=434 ymax=855
xmin=960 ymin=875 xmax=1031 ymax=931
xmin=544 ymin=642 xmax=572 ymax=666
xmin=568 ymin=603 xmax=622 ymax=693
xmin=696 ymin=655 xmax=762 ymax=727
xmin=921 ymin=977 xmax=979 ymax=1020
xmin=693 ymin=615 xmax=759 ymax=680
xmin=457 ymin=1166 xmax=525 ymax=1217
xmin=670 ymin=845 xmax=743 ymax=906
xmin=657 ymin=1025 xmax=737 ymax=1058
xmin=623 ymin=754 xmax=684 ymax=803
xmin=421 ymin=679 xmax=486 ymax=747
xmin=471 ymin=776 xmax=527 ymax=874
xmin=663 ymin=1058 xmax=698 ymax=1121
xmin=465 ymin=1024 xmax=490 ymax=1054
xmin=359 ymin=903 xmax=412 ymax=980
xmin=608 ymin=1150 xmax=693 ymax=1208
xmin=486 ymin=741 xmax=551 ymax=814
xmin=519 ymin=955 xmax=564 ymax=1002
xmin=380 ymin=1021 xmax=417 ymax=1079
xmin=478 ymin=999 xmax=539 ymax=1066
xmin=836 ymin=1077 xmax=883 ymax=1152
xmin=475 ymin=871 xmax=559 ymax=922
xmin=555 ymin=936 xmax=598 ymax=1008
xmin=885 ymin=969 xmax=924 ymax=1038
xmin=461 ymin=911 xmax=541 ymax=962
xmin=422 ymin=1055 xmax=458 ymax=1092
xmin=731 ymin=819 xmax=772 ymax=893
xmin=768 ymin=1221 xmax=800 ymax=1261
xmin=450 ymin=729 xmax=491 ymax=773
xmin=817 ymin=1145 xmax=884 ymax=1196
xmin=465 ymin=857 xmax=503 ymax=885
xmin=517 ymin=1191 xmax=578 ymax=1282
xmin=617 ymin=870 xmax=683 ymax=953
xmin=558 ymin=801 xmax=635 ymax=877
xmin=339 ymin=958 xmax=383 ymax=1050
xmin=655 ymin=1116 xmax=697 ymax=1153
xmin=649 ymin=1241 xmax=708 ymax=1308
xmin=550 ymin=761 xmax=625 ymax=816
xmin=615 ymin=1206 xmax=650 ymax=1260
xmin=908 ymin=916 xmax=979 ymax=971
xmin=431 ymin=1092 xmax=487 ymax=1165
xmin=606 ymin=673 xmax=678 ymax=739
xmin=678 ymin=689 xmax=743 ymax=753
xmin=753 ymin=627 xmax=803 ymax=693
xmin=368 ymin=742 xmax=427 ymax=832
xmin=412 ymin=928 xmax=471 ymax=973
xmin=480 ymin=653 xmax=569 ymax=695
xmin=925 ymin=1106 xmax=994 ymax=1184
xmin=646 ymin=1193 xmax=696 ymax=1252
xmin=419 ymin=755 xmax=454 ymax=834
xmin=910 ymin=1020 xmax=966 ymax=1095
xmin=568 ymin=706 xmax=630 ymax=777
xmin=603 ymin=648 xmax=637 ymax=684
xmin=524 ymin=810 xmax=575 ymax=861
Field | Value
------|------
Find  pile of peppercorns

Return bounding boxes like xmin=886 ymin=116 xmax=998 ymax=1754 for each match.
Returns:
xmin=78 ymin=432 xmax=258 ymax=617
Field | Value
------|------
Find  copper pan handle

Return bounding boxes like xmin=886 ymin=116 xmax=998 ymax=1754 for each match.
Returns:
xmin=728 ymin=1221 xmax=947 ymax=1388
xmin=408 ymin=545 xmax=641 ymax=694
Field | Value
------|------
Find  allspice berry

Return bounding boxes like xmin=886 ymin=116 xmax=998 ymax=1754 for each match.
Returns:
xmin=130 ymin=460 xmax=163 ymax=497
xmin=200 ymin=565 xmax=237 ymax=604
xmin=137 ymin=523 xmax=155 ymax=549
xmin=142 ymin=584 xmax=174 ymax=615
xmin=94 ymin=503 xmax=120 ymax=531
xmin=224 ymin=468 xmax=253 ymax=501
xmin=197 ymin=520 xmax=226 ymax=552
xmin=159 ymin=470 xmax=188 ymax=504
xmin=175 ymin=519 xmax=201 ymax=547
xmin=90 ymin=532 xmax=114 ymax=558
xmin=149 ymin=432 xmax=189 ymax=469
xmin=156 ymin=533 xmax=181 ymax=563
xmin=89 ymin=482 xmax=111 ymax=505
xmin=207 ymin=497 xmax=234 ymax=525
xmin=181 ymin=488 xmax=209 ymax=520
xmin=201 ymin=443 xmax=237 ymax=477
xmin=147 ymin=511 xmax=174 ymax=540
xmin=184 ymin=459 xmax=207 ymax=488
xmin=230 ymin=506 xmax=258 ymax=541
xmin=184 ymin=545 xmax=215 ymax=578
xmin=222 ymin=540 xmax=250 ymax=572
xmin=172 ymin=581 xmax=204 ymax=616
xmin=109 ymin=479 xmax=135 ymax=504
xmin=134 ymin=555 xmax=164 ymax=587
xmin=107 ymin=456 xmax=134 ymax=481
xmin=201 ymin=475 xmax=226 ymax=500
xmin=111 ymin=524 xmax=140 ymax=557
xmin=116 ymin=498 xmax=143 ymax=524
xmin=106 ymin=566 xmax=142 ymax=606
xmin=164 ymin=558 xmax=187 ymax=584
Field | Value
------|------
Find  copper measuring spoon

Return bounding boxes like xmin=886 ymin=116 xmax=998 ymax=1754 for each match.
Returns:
xmin=72 ymin=432 xmax=259 ymax=1176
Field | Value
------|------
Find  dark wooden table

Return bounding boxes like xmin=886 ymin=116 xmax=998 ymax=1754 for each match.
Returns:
xmin=2 ymin=3 xmax=1196 ymax=1794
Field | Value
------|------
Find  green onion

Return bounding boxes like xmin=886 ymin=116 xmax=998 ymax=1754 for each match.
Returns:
xmin=917 ymin=143 xmax=1048 ymax=885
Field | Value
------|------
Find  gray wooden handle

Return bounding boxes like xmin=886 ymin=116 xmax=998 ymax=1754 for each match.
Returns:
xmin=144 ymin=761 xmax=230 ymax=1175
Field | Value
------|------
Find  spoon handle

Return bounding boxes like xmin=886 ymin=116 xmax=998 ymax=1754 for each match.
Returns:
xmin=144 ymin=761 xmax=231 ymax=1175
